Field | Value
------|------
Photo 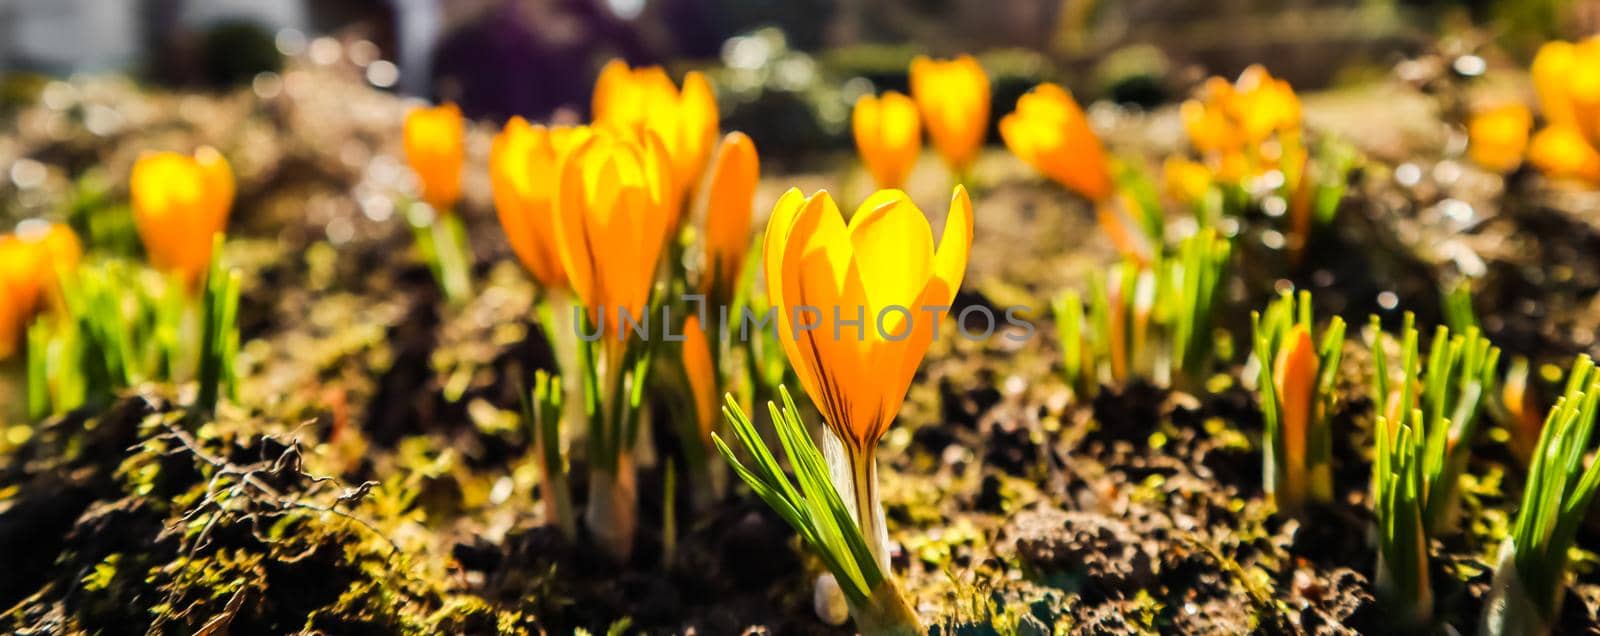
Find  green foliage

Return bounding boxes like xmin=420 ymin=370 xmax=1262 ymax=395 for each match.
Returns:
xmin=1251 ymin=290 xmax=1345 ymax=510
xmin=1484 ymin=355 xmax=1600 ymax=632
xmin=1057 ymin=229 xmax=1232 ymax=396
xmin=715 ymin=387 xmax=886 ymax=604
xmin=522 ymin=369 xmax=574 ymax=540
xmin=408 ymin=207 xmax=473 ymax=305
xmin=28 ymin=235 xmax=240 ymax=419
xmin=714 ymin=387 xmax=921 ymax=634
xmin=1168 ymin=229 xmax=1233 ymax=380
xmin=1369 ymin=314 xmax=1501 ymax=535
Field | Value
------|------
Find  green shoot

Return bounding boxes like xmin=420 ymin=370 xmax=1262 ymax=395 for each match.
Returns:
xmin=28 ymin=234 xmax=239 ymax=420
xmin=1167 ymin=228 xmax=1233 ymax=384
xmin=1373 ymin=409 xmax=1433 ymax=625
xmin=1053 ymin=290 xmax=1092 ymax=400
xmin=194 ymin=235 xmax=241 ymax=418
xmin=1482 ymin=355 xmax=1600 ymax=635
xmin=1368 ymin=314 xmax=1500 ymax=535
xmin=1251 ymin=289 xmax=1344 ymax=511
xmin=521 ymin=369 xmax=574 ymax=541
xmin=714 ymin=387 xmax=921 ymax=635
xmin=1057 ymin=229 xmax=1231 ymax=397
xmin=407 ymin=203 xmax=473 ymax=305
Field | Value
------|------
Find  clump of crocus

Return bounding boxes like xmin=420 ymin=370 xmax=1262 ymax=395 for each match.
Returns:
xmin=853 ymin=91 xmax=922 ymax=190
xmin=1180 ymin=66 xmax=1352 ymax=263
xmin=672 ymin=132 xmax=761 ymax=503
xmin=1481 ymin=355 xmax=1600 ymax=636
xmin=403 ymin=103 xmax=473 ymax=303
xmin=551 ymin=128 xmax=675 ymax=563
xmin=1001 ymin=82 xmax=1155 ymax=263
xmin=717 ymin=184 xmax=971 ymax=634
xmin=1054 ymin=229 xmax=1232 ymax=395
xmin=1368 ymin=314 xmax=1499 ymax=626
xmin=1181 ymin=65 xmax=1302 ymax=183
xmin=1251 ymin=290 xmax=1345 ymax=512
xmin=1369 ymin=314 xmax=1500 ymax=534
xmin=0 ymin=222 xmax=81 ymax=360
xmin=592 ymin=59 xmax=718 ymax=211
xmin=29 ymin=235 xmax=239 ymax=419
xmin=1527 ymin=38 xmax=1600 ymax=185
xmin=762 ymin=185 xmax=971 ymax=571
xmin=130 ymin=147 xmax=234 ymax=286
xmin=910 ymin=55 xmax=989 ymax=179
xmin=1467 ymin=104 xmax=1532 ymax=175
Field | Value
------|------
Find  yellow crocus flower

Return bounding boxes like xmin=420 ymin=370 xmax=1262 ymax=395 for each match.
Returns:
xmin=1532 ymin=40 xmax=1579 ymax=128
xmin=1000 ymin=82 xmax=1112 ymax=202
xmin=1526 ymin=38 xmax=1600 ymax=186
xmin=763 ymin=186 xmax=972 ymax=450
xmin=552 ymin=129 xmax=675 ymax=345
xmin=0 ymin=223 xmax=80 ymax=359
xmin=1230 ymin=65 xmax=1301 ymax=144
xmin=699 ymin=132 xmax=759 ymax=300
xmin=1529 ymin=124 xmax=1600 ymax=184
xmin=130 ymin=147 xmax=233 ymax=285
xmin=1181 ymin=66 xmax=1301 ymax=181
xmin=592 ymin=59 xmax=718 ymax=211
xmin=403 ymin=103 xmax=464 ymax=212
xmin=852 ymin=91 xmax=922 ymax=189
xmin=910 ymin=55 xmax=990 ymax=174
xmin=491 ymin=117 xmax=592 ymax=289
xmin=763 ymin=185 xmax=971 ymax=572
xmin=1467 ymin=104 xmax=1531 ymax=174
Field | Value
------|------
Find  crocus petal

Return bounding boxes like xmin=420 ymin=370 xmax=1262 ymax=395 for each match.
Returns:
xmin=701 ymin=132 xmax=759 ymax=298
xmin=1274 ymin=326 xmax=1317 ymax=499
xmin=682 ymin=314 xmax=718 ymax=439
xmin=932 ymin=185 xmax=973 ymax=307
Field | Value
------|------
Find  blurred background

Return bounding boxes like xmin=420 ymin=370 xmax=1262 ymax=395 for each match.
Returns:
xmin=2 ymin=0 xmax=1593 ymax=158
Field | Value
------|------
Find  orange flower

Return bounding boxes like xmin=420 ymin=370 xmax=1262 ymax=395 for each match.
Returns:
xmin=1529 ymin=124 xmax=1600 ymax=184
xmin=910 ymin=55 xmax=990 ymax=174
xmin=1467 ymin=104 xmax=1532 ymax=174
xmin=130 ymin=147 xmax=233 ymax=285
xmin=592 ymin=59 xmax=718 ymax=210
xmin=699 ymin=132 xmax=760 ymax=300
xmin=1526 ymin=38 xmax=1600 ymax=186
xmin=552 ymin=129 xmax=675 ymax=345
xmin=1000 ymin=83 xmax=1112 ymax=201
xmin=681 ymin=314 xmax=717 ymax=441
xmin=763 ymin=186 xmax=972 ymax=448
xmin=1181 ymin=66 xmax=1301 ymax=181
xmin=491 ymin=117 xmax=592 ymax=289
xmin=403 ymin=103 xmax=465 ymax=211
xmin=0 ymin=223 xmax=81 ymax=359
xmin=1272 ymin=325 xmax=1317 ymax=504
xmin=852 ymin=91 xmax=922 ymax=189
